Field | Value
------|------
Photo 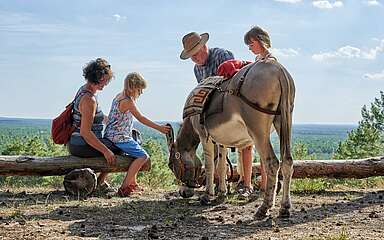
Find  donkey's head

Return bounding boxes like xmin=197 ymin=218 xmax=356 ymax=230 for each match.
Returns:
xmin=165 ymin=119 xmax=203 ymax=188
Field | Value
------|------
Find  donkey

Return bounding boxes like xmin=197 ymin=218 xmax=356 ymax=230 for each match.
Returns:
xmin=167 ymin=59 xmax=295 ymax=219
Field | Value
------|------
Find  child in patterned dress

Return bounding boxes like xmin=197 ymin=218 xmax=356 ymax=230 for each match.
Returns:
xmin=104 ymin=72 xmax=170 ymax=196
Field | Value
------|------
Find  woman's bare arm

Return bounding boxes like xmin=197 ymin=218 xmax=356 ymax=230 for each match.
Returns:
xmin=79 ymin=95 xmax=115 ymax=165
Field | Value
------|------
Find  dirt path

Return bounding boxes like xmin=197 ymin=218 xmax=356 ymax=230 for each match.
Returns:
xmin=0 ymin=187 xmax=383 ymax=239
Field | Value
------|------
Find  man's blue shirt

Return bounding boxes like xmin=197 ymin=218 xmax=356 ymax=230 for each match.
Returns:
xmin=194 ymin=47 xmax=234 ymax=83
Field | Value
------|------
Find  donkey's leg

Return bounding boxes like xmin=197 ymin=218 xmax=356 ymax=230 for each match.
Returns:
xmin=201 ymin=139 xmax=216 ymax=196
xmin=251 ymin=131 xmax=280 ymax=219
xmin=217 ymin=145 xmax=228 ymax=196
xmin=274 ymin=116 xmax=293 ymax=218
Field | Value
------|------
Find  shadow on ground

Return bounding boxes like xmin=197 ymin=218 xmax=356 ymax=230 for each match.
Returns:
xmin=0 ymin=189 xmax=383 ymax=239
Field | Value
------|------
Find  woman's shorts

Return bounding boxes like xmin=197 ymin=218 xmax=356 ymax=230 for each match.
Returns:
xmin=115 ymin=138 xmax=148 ymax=159
xmin=67 ymin=133 xmax=121 ymax=158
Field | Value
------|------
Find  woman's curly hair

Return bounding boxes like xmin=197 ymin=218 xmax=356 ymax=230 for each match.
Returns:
xmin=82 ymin=58 xmax=113 ymax=84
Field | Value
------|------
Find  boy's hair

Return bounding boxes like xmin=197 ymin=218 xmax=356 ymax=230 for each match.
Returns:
xmin=83 ymin=58 xmax=113 ymax=84
xmin=244 ymin=26 xmax=271 ymax=49
xmin=124 ymin=72 xmax=147 ymax=92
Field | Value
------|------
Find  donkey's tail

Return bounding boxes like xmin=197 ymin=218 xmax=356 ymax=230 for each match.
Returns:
xmin=277 ymin=63 xmax=295 ymax=162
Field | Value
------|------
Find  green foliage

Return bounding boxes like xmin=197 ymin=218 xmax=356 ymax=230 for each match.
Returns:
xmin=334 ymin=91 xmax=384 ymax=159
xmin=361 ymin=91 xmax=384 ymax=132
xmin=1 ymin=176 xmax=64 ymax=188
xmin=2 ymin=136 xmax=67 ymax=157
xmin=334 ymin=123 xmax=382 ymax=159
xmin=0 ymin=124 xmax=67 ymax=188
xmin=291 ymin=178 xmax=330 ymax=194
xmin=137 ymin=138 xmax=176 ymax=189
xmin=0 ymin=114 xmax=381 ymax=190
xmin=292 ymin=141 xmax=317 ymax=160
xmin=291 ymin=142 xmax=329 ymax=193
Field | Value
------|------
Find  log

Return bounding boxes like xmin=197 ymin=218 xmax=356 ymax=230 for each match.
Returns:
xmin=0 ymin=155 xmax=151 ymax=176
xmin=229 ymin=156 xmax=384 ymax=181
xmin=63 ymin=168 xmax=97 ymax=197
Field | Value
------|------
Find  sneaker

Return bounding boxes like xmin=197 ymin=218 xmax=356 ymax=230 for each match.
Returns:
xmin=238 ymin=186 xmax=254 ymax=200
xmin=235 ymin=180 xmax=245 ymax=194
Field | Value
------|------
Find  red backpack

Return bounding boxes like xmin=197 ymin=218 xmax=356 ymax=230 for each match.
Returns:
xmin=51 ymin=90 xmax=92 ymax=144
xmin=217 ymin=59 xmax=253 ymax=79
xmin=51 ymin=102 xmax=76 ymax=144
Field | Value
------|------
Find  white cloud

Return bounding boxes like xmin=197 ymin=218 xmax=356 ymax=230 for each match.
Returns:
xmin=313 ymin=1 xmax=343 ymax=9
xmin=312 ymin=40 xmax=384 ymax=61
xmin=364 ymin=70 xmax=384 ymax=80
xmin=273 ymin=0 xmax=302 ymax=3
xmin=270 ymin=48 xmax=299 ymax=57
xmin=365 ymin=0 xmax=381 ymax=6
xmin=113 ymin=14 xmax=126 ymax=22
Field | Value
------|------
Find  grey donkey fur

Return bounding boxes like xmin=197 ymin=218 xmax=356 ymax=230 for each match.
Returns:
xmin=167 ymin=60 xmax=295 ymax=219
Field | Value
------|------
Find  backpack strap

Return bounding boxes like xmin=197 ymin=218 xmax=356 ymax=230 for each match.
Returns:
xmin=71 ymin=89 xmax=96 ymax=128
xmin=74 ymin=89 xmax=94 ymax=102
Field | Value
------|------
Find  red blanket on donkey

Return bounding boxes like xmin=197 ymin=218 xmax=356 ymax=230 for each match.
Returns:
xmin=217 ymin=59 xmax=252 ymax=79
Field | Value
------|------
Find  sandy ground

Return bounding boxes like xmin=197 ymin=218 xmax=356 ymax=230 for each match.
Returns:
xmin=0 ymin=186 xmax=383 ymax=240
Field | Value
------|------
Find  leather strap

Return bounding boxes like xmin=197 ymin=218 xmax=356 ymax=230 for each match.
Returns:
xmin=233 ymin=61 xmax=281 ymax=115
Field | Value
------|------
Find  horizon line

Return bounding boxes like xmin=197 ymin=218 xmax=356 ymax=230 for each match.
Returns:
xmin=0 ymin=116 xmax=358 ymax=125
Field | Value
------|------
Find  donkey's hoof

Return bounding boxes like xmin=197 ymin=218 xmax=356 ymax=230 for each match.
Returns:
xmin=278 ymin=208 xmax=290 ymax=219
xmin=254 ymin=207 xmax=268 ymax=220
xmin=179 ymin=186 xmax=194 ymax=198
xmin=199 ymin=194 xmax=211 ymax=206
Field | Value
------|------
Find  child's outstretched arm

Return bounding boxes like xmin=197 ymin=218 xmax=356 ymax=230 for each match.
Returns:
xmin=122 ymin=99 xmax=170 ymax=134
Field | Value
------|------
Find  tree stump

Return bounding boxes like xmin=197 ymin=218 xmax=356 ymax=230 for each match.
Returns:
xmin=63 ymin=168 xmax=97 ymax=197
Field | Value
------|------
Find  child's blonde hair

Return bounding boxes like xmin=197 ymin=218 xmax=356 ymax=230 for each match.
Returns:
xmin=124 ymin=72 xmax=147 ymax=99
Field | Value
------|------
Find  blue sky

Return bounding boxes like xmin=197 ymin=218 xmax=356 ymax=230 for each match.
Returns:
xmin=0 ymin=0 xmax=383 ymax=124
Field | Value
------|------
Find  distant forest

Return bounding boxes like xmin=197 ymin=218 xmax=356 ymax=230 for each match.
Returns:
xmin=0 ymin=117 xmax=356 ymax=160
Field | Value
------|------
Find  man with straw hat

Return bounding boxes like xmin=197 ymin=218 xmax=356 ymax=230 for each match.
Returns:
xmin=180 ymin=32 xmax=234 ymax=83
xmin=180 ymin=32 xmax=254 ymax=198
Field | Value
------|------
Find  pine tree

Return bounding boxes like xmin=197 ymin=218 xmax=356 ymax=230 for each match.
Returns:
xmin=334 ymin=91 xmax=384 ymax=159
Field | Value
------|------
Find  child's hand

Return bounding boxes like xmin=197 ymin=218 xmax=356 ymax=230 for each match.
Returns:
xmin=158 ymin=124 xmax=171 ymax=134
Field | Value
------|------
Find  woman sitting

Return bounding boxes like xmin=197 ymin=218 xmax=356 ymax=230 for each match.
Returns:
xmin=67 ymin=58 xmax=118 ymax=193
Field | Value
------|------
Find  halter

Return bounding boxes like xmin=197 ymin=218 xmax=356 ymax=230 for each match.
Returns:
xmin=169 ymin=144 xmax=203 ymax=189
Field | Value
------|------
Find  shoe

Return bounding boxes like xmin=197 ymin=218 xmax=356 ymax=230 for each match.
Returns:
xmin=238 ymin=186 xmax=254 ymax=200
xmin=117 ymin=184 xmax=140 ymax=197
xmin=235 ymin=180 xmax=245 ymax=194
xmin=117 ymin=187 xmax=133 ymax=197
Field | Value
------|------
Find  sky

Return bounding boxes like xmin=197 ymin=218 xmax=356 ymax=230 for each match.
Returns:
xmin=0 ymin=0 xmax=383 ymax=124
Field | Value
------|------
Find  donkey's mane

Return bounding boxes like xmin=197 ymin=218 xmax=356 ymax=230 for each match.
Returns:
xmin=176 ymin=117 xmax=200 ymax=151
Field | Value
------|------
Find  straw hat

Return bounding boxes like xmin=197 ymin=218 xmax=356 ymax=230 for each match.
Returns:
xmin=180 ymin=32 xmax=209 ymax=60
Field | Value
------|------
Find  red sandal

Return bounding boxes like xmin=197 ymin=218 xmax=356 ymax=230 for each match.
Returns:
xmin=117 ymin=185 xmax=134 ymax=197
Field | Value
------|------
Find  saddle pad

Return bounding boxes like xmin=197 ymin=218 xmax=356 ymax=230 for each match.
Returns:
xmin=203 ymin=78 xmax=231 ymax=120
xmin=183 ymin=76 xmax=224 ymax=119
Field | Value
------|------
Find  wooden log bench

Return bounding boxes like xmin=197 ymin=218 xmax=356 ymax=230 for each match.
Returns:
xmin=1 ymin=155 xmax=383 ymax=196
xmin=0 ymin=155 xmax=150 ymax=197
xmin=229 ymin=156 xmax=384 ymax=181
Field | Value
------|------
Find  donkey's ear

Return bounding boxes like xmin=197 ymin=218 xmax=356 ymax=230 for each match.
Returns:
xmin=165 ymin=123 xmax=174 ymax=148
